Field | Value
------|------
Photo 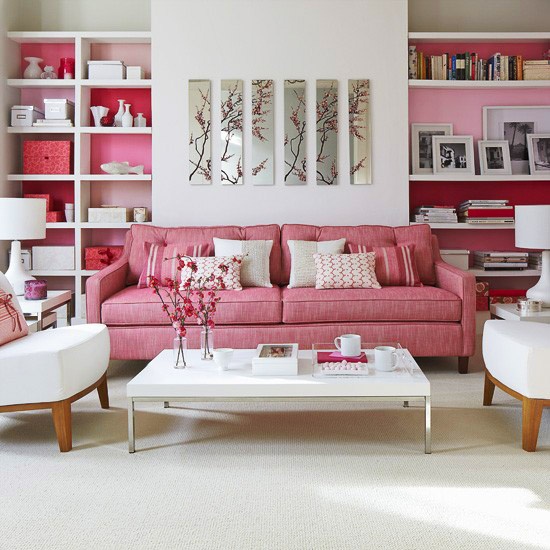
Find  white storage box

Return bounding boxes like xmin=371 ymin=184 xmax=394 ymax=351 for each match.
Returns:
xmin=126 ymin=65 xmax=145 ymax=79
xmin=441 ymin=249 xmax=470 ymax=271
xmin=44 ymin=99 xmax=74 ymax=120
xmin=32 ymin=246 xmax=75 ymax=270
xmin=87 ymin=60 xmax=126 ymax=80
xmin=11 ymin=105 xmax=44 ymax=127
xmin=8 ymin=248 xmax=32 ymax=270
xmin=251 ymin=344 xmax=299 ymax=376
xmin=88 ymin=207 xmax=132 ymax=223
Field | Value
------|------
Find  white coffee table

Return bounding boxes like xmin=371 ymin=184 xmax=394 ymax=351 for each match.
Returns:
xmin=490 ymin=302 xmax=550 ymax=323
xmin=127 ymin=349 xmax=431 ymax=454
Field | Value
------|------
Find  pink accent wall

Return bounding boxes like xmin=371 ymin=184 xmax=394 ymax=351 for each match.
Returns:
xmin=88 ymin=88 xmax=151 ymax=126
xmin=20 ymin=43 xmax=75 ymax=79
xmin=89 ymin=135 xmax=151 ymax=174
xmin=90 ymin=44 xmax=151 ymax=77
xmin=22 ymin=181 xmax=74 ymax=211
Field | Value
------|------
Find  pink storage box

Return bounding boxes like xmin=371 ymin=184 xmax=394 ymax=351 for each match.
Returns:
xmin=46 ymin=211 xmax=64 ymax=223
xmin=85 ymin=246 xmax=124 ymax=271
xmin=23 ymin=141 xmax=72 ymax=175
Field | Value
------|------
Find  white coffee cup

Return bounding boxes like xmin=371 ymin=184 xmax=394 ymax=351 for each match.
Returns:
xmin=374 ymin=346 xmax=398 ymax=371
xmin=213 ymin=348 xmax=234 ymax=371
xmin=334 ymin=334 xmax=361 ymax=357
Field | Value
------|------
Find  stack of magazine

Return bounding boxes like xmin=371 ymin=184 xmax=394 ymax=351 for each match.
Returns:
xmin=458 ymin=200 xmax=514 ymax=225
xmin=473 ymin=251 xmax=529 ymax=271
xmin=412 ymin=205 xmax=457 ymax=224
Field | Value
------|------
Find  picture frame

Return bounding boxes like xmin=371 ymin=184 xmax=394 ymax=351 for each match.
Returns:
xmin=478 ymin=140 xmax=512 ymax=175
xmin=411 ymin=123 xmax=453 ymax=175
xmin=432 ymin=135 xmax=475 ymax=175
xmin=254 ymin=343 xmax=298 ymax=360
xmin=483 ymin=106 xmax=550 ymax=175
xmin=527 ymin=134 xmax=550 ymax=174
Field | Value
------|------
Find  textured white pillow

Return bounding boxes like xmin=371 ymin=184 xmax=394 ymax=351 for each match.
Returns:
xmin=287 ymin=238 xmax=346 ymax=288
xmin=213 ymin=238 xmax=273 ymax=288
xmin=314 ymin=252 xmax=381 ymax=289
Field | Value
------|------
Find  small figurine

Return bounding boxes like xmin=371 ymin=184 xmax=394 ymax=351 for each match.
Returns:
xmin=40 ymin=66 xmax=57 ymax=79
xmin=100 ymin=161 xmax=144 ymax=175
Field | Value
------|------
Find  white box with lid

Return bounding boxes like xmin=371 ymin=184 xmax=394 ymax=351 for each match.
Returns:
xmin=126 ymin=66 xmax=145 ymax=79
xmin=11 ymin=105 xmax=44 ymax=126
xmin=43 ymin=99 xmax=74 ymax=120
xmin=32 ymin=246 xmax=75 ymax=270
xmin=87 ymin=60 xmax=126 ymax=80
xmin=88 ymin=207 xmax=132 ymax=223
xmin=441 ymin=250 xmax=470 ymax=271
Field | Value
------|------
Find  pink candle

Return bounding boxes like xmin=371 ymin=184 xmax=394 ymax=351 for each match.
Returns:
xmin=24 ymin=280 xmax=47 ymax=300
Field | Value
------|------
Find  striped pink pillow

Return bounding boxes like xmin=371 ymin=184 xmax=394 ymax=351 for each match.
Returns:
xmin=138 ymin=242 xmax=212 ymax=288
xmin=0 ymin=288 xmax=28 ymax=346
xmin=348 ymin=244 xmax=422 ymax=287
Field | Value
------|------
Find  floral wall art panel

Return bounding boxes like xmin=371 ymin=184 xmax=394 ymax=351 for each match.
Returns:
xmin=348 ymin=79 xmax=371 ymax=185
xmin=316 ymin=79 xmax=339 ymax=185
xmin=189 ymin=79 xmax=212 ymax=184
xmin=251 ymin=79 xmax=274 ymax=186
xmin=284 ymin=79 xmax=307 ymax=185
xmin=221 ymin=79 xmax=244 ymax=185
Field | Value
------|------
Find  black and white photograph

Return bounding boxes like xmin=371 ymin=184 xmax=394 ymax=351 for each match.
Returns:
xmin=527 ymin=134 xmax=550 ymax=173
xmin=483 ymin=106 xmax=550 ymax=174
xmin=431 ymin=135 xmax=475 ymax=175
xmin=411 ymin=123 xmax=453 ymax=174
xmin=478 ymin=140 xmax=512 ymax=175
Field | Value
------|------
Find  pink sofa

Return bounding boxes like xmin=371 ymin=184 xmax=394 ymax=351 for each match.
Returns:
xmin=86 ymin=223 xmax=476 ymax=373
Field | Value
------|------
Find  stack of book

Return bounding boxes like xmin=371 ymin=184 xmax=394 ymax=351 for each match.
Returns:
xmin=523 ymin=60 xmax=550 ymax=81
xmin=412 ymin=205 xmax=458 ymax=224
xmin=529 ymin=252 xmax=543 ymax=271
xmin=33 ymin=119 xmax=73 ymax=128
xmin=473 ymin=251 xmax=529 ymax=271
xmin=458 ymin=200 xmax=514 ymax=225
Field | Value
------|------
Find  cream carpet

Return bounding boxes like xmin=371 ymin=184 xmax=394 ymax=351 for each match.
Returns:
xmin=1 ymin=337 xmax=549 ymax=550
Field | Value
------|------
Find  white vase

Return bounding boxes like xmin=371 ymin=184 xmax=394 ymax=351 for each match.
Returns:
xmin=114 ymin=99 xmax=125 ymax=127
xmin=23 ymin=57 xmax=43 ymax=79
xmin=121 ymin=104 xmax=133 ymax=128
xmin=134 ymin=113 xmax=146 ymax=128
xmin=90 ymin=106 xmax=109 ymax=127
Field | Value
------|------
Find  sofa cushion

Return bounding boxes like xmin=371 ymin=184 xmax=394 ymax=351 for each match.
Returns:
xmin=281 ymin=224 xmax=435 ymax=285
xmin=102 ymin=285 xmax=282 ymax=326
xmin=126 ymin=224 xmax=282 ymax=286
xmin=281 ymin=286 xmax=461 ymax=324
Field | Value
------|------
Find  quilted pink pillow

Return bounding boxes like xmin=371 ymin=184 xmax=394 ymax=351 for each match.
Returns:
xmin=0 ymin=288 xmax=28 ymax=346
xmin=348 ymin=244 xmax=422 ymax=287
xmin=138 ymin=242 xmax=212 ymax=288
xmin=179 ymin=256 xmax=244 ymax=291
xmin=313 ymin=253 xmax=381 ymax=290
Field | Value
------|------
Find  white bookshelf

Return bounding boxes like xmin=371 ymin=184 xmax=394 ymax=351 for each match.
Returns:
xmin=5 ymin=31 xmax=153 ymax=319
xmin=408 ymin=32 xmax=550 ymax=43
xmin=409 ymin=174 xmax=550 ymax=182
xmin=468 ymin=268 xmax=541 ymax=277
xmin=410 ymin=222 xmax=515 ymax=230
xmin=409 ymin=80 xmax=550 ymax=89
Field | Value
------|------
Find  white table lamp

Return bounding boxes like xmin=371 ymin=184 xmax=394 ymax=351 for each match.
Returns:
xmin=515 ymin=205 xmax=550 ymax=307
xmin=0 ymin=198 xmax=46 ymax=295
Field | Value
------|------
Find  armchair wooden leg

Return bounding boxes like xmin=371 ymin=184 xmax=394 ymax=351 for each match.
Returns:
xmin=458 ymin=356 xmax=469 ymax=374
xmin=97 ymin=374 xmax=109 ymax=409
xmin=483 ymin=371 xmax=495 ymax=406
xmin=52 ymin=399 xmax=72 ymax=452
xmin=522 ymin=398 xmax=544 ymax=452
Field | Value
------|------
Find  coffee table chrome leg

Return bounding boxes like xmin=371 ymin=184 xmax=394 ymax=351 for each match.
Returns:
xmin=403 ymin=400 xmax=409 ymax=408
xmin=128 ymin=398 xmax=135 ymax=453
xmin=164 ymin=401 xmax=169 ymax=408
xmin=425 ymin=395 xmax=431 ymax=454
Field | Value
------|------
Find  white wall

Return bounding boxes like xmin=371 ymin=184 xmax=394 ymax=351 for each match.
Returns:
xmin=409 ymin=0 xmax=550 ymax=32
xmin=152 ymin=0 xmax=409 ymax=226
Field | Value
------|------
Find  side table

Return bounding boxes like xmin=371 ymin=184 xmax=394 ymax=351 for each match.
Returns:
xmin=490 ymin=303 xmax=550 ymax=324
xmin=19 ymin=290 xmax=73 ymax=330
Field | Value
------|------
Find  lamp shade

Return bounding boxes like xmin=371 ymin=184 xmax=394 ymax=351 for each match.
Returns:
xmin=515 ymin=205 xmax=550 ymax=249
xmin=0 ymin=198 xmax=47 ymax=240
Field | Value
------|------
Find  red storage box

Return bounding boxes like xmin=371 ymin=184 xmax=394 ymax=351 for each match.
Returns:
xmin=476 ymin=280 xmax=489 ymax=311
xmin=23 ymin=193 xmax=51 ymax=212
xmin=23 ymin=141 xmax=72 ymax=174
xmin=46 ymin=211 xmax=64 ymax=222
xmin=85 ymin=246 xmax=124 ymax=270
xmin=489 ymin=289 xmax=526 ymax=305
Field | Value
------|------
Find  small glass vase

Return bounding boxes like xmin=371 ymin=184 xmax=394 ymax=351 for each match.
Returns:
xmin=201 ymin=328 xmax=214 ymax=360
xmin=173 ymin=336 xmax=188 ymax=369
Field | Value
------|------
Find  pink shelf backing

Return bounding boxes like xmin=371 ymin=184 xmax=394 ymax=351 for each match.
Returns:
xmin=88 ymin=88 xmax=151 ymax=126
xmin=20 ymin=43 xmax=76 ymax=79
xmin=24 ymin=228 xmax=75 ymax=248
xmin=409 ymin=41 xmax=550 ymax=61
xmin=89 ymin=134 xmax=151 ymax=174
xmin=90 ymin=180 xmax=152 ymax=212
xmin=33 ymin=277 xmax=75 ymax=292
xmin=81 ymin=228 xmax=129 ymax=248
xmin=23 ymin=181 xmax=74 ymax=211
xmin=90 ymin=43 xmax=151 ymax=78
xmin=21 ymin=88 xmax=76 ymax=111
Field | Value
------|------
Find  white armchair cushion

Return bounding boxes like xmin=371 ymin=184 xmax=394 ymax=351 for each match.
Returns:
xmin=0 ymin=324 xmax=110 ymax=407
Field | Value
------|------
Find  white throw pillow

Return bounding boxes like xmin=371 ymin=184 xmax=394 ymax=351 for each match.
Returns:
xmin=213 ymin=238 xmax=273 ymax=288
xmin=287 ymin=238 xmax=346 ymax=288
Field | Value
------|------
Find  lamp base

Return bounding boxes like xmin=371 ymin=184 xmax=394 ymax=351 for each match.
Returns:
xmin=5 ymin=240 xmax=34 ymax=295
xmin=526 ymin=250 xmax=550 ymax=308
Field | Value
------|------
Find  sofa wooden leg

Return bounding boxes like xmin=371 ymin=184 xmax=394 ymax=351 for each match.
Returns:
xmin=52 ymin=400 xmax=72 ymax=452
xmin=483 ymin=371 xmax=495 ymax=406
xmin=458 ymin=357 xmax=469 ymax=374
xmin=522 ymin=398 xmax=544 ymax=452
xmin=97 ymin=374 xmax=109 ymax=409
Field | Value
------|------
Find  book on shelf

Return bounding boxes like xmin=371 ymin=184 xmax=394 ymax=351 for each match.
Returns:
xmin=459 ymin=199 xmax=509 ymax=206
xmin=412 ymin=205 xmax=457 ymax=223
xmin=461 ymin=218 xmax=515 ymax=224
xmin=473 ymin=251 xmax=528 ymax=270
xmin=33 ymin=119 xmax=73 ymax=127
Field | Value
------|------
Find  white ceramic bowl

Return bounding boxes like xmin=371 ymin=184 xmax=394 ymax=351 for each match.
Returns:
xmin=213 ymin=348 xmax=234 ymax=370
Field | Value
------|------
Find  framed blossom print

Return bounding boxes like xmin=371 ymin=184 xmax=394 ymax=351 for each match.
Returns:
xmin=189 ymin=79 xmax=211 ymax=184
xmin=220 ymin=79 xmax=243 ymax=185
xmin=284 ymin=79 xmax=307 ymax=185
xmin=251 ymin=79 xmax=274 ymax=186
xmin=316 ymin=79 xmax=338 ymax=185
xmin=348 ymin=79 xmax=371 ymax=184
